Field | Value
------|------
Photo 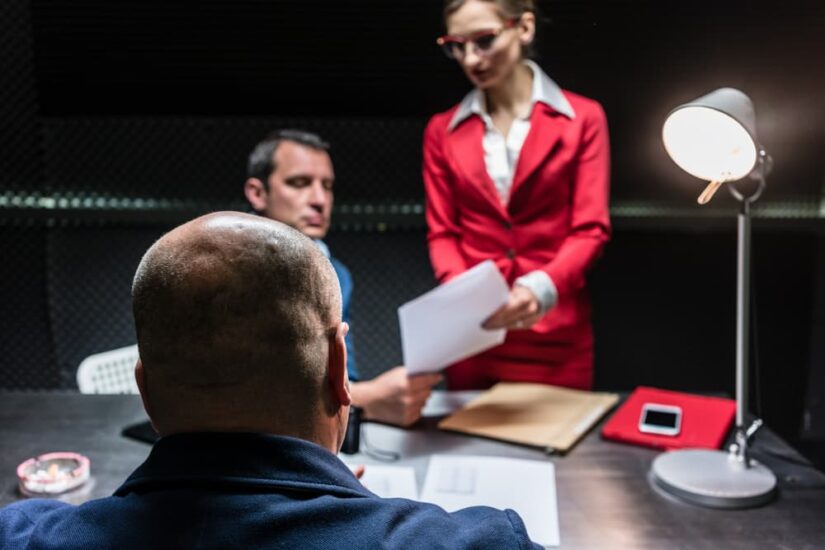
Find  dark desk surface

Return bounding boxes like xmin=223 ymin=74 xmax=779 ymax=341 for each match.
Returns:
xmin=2 ymin=391 xmax=824 ymax=549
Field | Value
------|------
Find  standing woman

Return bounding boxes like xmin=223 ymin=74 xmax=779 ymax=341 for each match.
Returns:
xmin=423 ymin=0 xmax=610 ymax=390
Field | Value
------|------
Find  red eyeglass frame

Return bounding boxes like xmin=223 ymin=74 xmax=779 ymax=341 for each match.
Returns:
xmin=436 ymin=18 xmax=519 ymax=56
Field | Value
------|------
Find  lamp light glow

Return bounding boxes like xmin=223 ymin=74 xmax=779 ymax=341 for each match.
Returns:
xmin=662 ymin=88 xmax=763 ymax=206
xmin=663 ymin=106 xmax=758 ymax=182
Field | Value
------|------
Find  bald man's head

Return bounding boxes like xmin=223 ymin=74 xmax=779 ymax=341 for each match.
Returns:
xmin=132 ymin=212 xmax=346 ymax=439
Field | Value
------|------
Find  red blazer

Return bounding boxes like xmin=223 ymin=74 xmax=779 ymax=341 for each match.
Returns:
xmin=422 ymin=91 xmax=611 ymax=390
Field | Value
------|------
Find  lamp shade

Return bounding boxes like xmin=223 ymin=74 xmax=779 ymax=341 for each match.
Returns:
xmin=662 ymin=88 xmax=759 ymax=182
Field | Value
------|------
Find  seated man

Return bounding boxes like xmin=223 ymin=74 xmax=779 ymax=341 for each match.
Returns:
xmin=0 ymin=212 xmax=540 ymax=549
xmin=244 ymin=129 xmax=440 ymax=426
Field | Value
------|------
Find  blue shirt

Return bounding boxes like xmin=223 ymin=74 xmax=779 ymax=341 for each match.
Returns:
xmin=0 ymin=433 xmax=541 ymax=549
xmin=320 ymin=241 xmax=358 ymax=381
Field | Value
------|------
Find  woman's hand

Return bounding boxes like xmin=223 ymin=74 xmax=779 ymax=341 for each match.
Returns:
xmin=482 ymin=285 xmax=543 ymax=330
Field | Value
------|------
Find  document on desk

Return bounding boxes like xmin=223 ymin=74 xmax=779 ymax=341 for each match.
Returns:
xmin=420 ymin=455 xmax=560 ymax=547
xmin=438 ymin=383 xmax=620 ymax=454
xmin=350 ymin=464 xmax=419 ymax=500
xmin=398 ymin=260 xmax=509 ymax=375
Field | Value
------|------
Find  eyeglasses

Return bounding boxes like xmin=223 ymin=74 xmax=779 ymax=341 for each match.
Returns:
xmin=436 ymin=18 xmax=519 ymax=60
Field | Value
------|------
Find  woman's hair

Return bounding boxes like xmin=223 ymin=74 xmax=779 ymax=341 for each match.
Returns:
xmin=443 ymin=0 xmax=535 ymax=21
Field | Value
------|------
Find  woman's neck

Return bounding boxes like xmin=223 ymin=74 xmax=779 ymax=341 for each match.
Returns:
xmin=484 ymin=62 xmax=533 ymax=118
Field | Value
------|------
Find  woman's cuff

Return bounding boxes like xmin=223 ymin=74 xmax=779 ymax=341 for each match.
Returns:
xmin=515 ymin=270 xmax=558 ymax=314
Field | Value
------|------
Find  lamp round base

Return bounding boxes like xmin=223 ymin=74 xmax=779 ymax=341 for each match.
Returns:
xmin=651 ymin=449 xmax=776 ymax=509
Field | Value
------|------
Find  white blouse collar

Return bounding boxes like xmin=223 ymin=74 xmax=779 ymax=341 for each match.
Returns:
xmin=448 ymin=59 xmax=575 ymax=132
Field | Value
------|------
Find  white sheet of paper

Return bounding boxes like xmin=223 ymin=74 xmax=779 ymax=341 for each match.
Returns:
xmin=421 ymin=390 xmax=481 ymax=418
xmin=420 ymin=455 xmax=560 ymax=547
xmin=398 ymin=260 xmax=509 ymax=375
xmin=348 ymin=464 xmax=419 ymax=500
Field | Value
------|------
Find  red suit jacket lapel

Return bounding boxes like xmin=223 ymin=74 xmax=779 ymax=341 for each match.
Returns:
xmin=446 ymin=115 xmax=509 ymax=221
xmin=510 ymin=103 xmax=566 ymax=203
xmin=444 ymin=103 xmax=568 ymax=218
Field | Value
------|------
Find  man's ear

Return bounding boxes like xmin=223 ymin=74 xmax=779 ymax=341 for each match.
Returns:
xmin=134 ymin=358 xmax=158 ymax=432
xmin=327 ymin=322 xmax=351 ymax=410
xmin=244 ymin=177 xmax=268 ymax=212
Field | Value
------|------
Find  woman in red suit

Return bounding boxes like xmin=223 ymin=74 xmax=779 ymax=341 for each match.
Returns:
xmin=423 ymin=0 xmax=610 ymax=390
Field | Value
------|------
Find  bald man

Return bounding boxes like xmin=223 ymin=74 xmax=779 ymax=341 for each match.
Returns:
xmin=0 ymin=213 xmax=541 ymax=549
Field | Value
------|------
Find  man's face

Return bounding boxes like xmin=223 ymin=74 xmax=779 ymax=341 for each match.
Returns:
xmin=259 ymin=141 xmax=334 ymax=240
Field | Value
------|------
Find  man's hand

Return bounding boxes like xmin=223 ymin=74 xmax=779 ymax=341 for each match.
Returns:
xmin=350 ymin=366 xmax=442 ymax=427
xmin=482 ymin=285 xmax=542 ymax=330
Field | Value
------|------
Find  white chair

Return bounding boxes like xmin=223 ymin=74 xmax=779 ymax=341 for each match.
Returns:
xmin=76 ymin=345 xmax=140 ymax=394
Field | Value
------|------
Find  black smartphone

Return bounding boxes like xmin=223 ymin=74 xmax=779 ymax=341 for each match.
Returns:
xmin=122 ymin=420 xmax=160 ymax=444
xmin=340 ymin=406 xmax=362 ymax=455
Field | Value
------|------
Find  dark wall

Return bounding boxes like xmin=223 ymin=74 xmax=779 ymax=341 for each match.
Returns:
xmin=1 ymin=0 xmax=824 ymax=448
xmin=23 ymin=0 xmax=825 ymax=204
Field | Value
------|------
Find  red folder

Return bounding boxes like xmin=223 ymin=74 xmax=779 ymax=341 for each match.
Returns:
xmin=601 ymin=386 xmax=736 ymax=451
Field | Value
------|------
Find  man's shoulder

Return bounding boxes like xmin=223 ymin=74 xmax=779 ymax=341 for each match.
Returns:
xmin=361 ymin=499 xmax=540 ymax=549
xmin=425 ymin=103 xmax=462 ymax=135
xmin=0 ymin=492 xmax=539 ymax=549
xmin=328 ymin=255 xmax=353 ymax=289
xmin=560 ymin=89 xmax=607 ymax=124
xmin=1 ymin=498 xmax=70 ymax=527
xmin=1 ymin=498 xmax=93 ymax=549
xmin=328 ymin=254 xmax=350 ymax=275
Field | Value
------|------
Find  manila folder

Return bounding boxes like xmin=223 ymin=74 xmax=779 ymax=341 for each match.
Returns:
xmin=438 ymin=382 xmax=619 ymax=453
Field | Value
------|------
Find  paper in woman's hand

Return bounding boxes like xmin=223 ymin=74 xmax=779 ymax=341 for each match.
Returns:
xmin=398 ymin=260 xmax=509 ymax=375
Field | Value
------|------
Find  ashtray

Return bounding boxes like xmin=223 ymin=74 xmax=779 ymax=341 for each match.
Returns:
xmin=17 ymin=452 xmax=91 ymax=496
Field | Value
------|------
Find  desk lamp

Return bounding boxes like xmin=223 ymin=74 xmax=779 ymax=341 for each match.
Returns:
xmin=652 ymin=87 xmax=776 ymax=508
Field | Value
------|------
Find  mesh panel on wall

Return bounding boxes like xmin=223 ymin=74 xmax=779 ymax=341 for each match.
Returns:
xmin=46 ymin=225 xmax=169 ymax=389
xmin=39 ymin=222 xmax=434 ymax=387
xmin=0 ymin=225 xmax=57 ymax=389
xmin=0 ymin=0 xmax=42 ymax=193
xmin=42 ymin=118 xmax=426 ymax=203
xmin=326 ymin=229 xmax=436 ymax=381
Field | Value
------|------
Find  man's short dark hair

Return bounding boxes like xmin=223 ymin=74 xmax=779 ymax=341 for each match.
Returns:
xmin=247 ymin=129 xmax=331 ymax=190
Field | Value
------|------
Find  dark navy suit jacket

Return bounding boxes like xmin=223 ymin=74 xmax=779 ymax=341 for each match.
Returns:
xmin=0 ymin=433 xmax=541 ymax=549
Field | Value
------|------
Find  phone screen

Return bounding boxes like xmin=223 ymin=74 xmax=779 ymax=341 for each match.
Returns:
xmin=643 ymin=409 xmax=679 ymax=428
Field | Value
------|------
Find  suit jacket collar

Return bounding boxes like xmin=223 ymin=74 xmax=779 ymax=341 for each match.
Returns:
xmin=116 ymin=432 xmax=370 ymax=499
xmin=447 ymin=59 xmax=575 ymax=132
xmin=525 ymin=59 xmax=575 ymax=120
